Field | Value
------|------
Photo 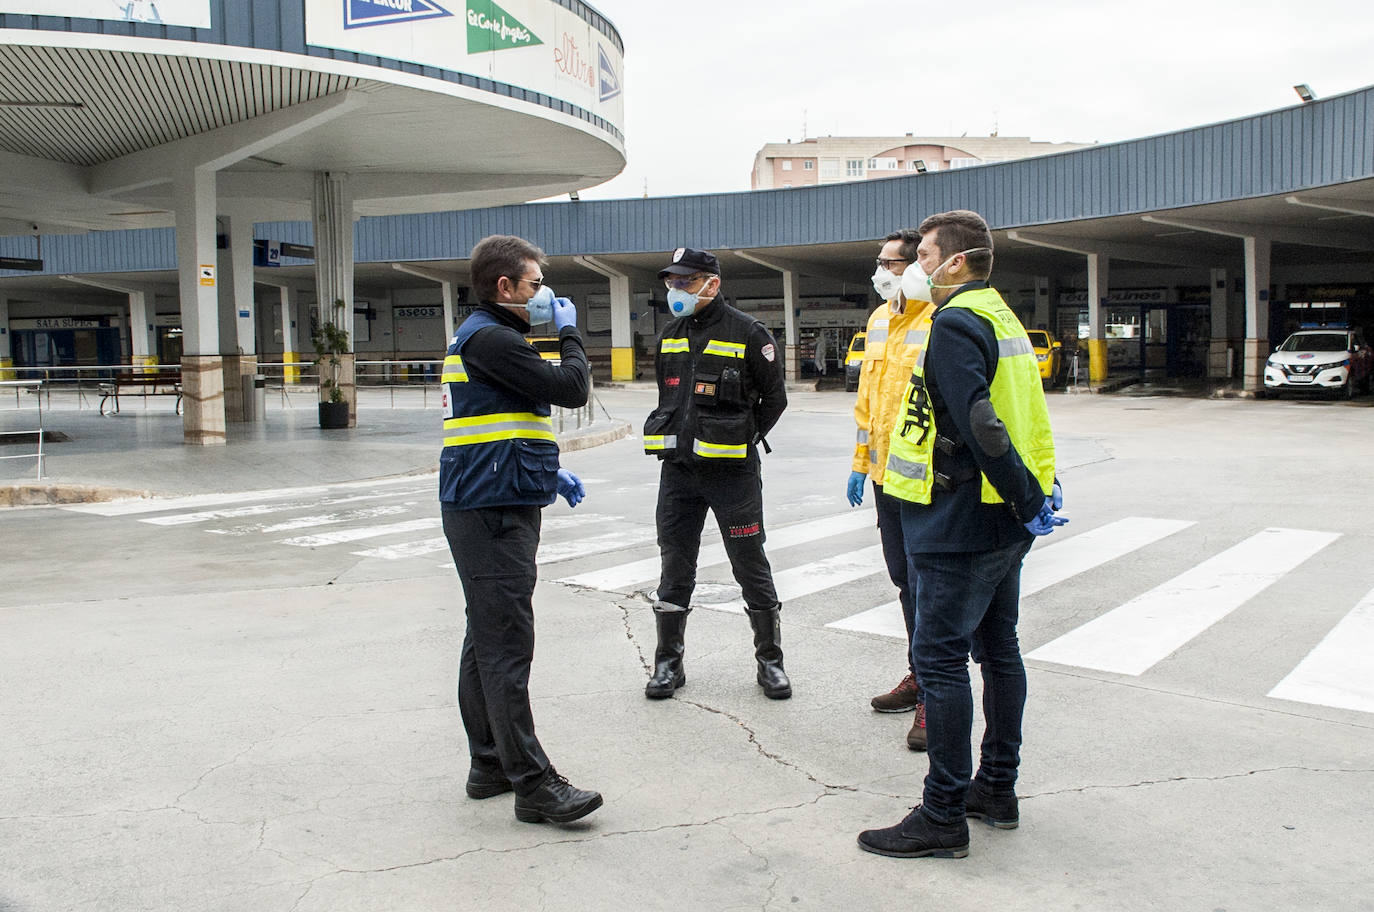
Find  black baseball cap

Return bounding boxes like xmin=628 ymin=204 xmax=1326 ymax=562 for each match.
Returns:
xmin=658 ymin=247 xmax=720 ymax=279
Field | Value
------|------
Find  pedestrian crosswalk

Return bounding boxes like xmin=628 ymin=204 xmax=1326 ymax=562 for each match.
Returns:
xmin=60 ymin=482 xmax=1374 ymax=715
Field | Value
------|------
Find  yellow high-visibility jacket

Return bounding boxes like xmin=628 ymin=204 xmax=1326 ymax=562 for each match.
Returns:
xmin=852 ymin=297 xmax=935 ymax=477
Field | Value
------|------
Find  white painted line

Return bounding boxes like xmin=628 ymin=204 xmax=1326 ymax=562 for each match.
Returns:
xmin=354 ymin=537 xmax=450 ymax=561
xmin=1268 ymin=587 xmax=1374 ymax=714
xmin=538 ymin=530 xmax=654 ymax=564
xmin=212 ymin=504 xmax=412 ymax=536
xmin=1028 ymin=527 xmax=1341 ymax=676
xmin=555 ymin=509 xmax=876 ymax=592
xmin=1022 ymin=517 xmax=1197 ymax=597
xmin=63 ymin=474 xmax=432 ymax=516
xmin=826 ymin=601 xmax=906 ymax=638
xmin=279 ymin=517 xmax=442 ymax=547
xmin=541 ymin=514 xmax=623 ymax=531
xmin=140 ymin=488 xmax=430 ymax=526
xmin=703 ymin=544 xmax=886 ymax=614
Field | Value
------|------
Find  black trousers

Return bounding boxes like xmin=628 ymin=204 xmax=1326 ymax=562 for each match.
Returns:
xmin=442 ymin=504 xmax=550 ymax=795
xmin=656 ymin=455 xmax=779 ymax=611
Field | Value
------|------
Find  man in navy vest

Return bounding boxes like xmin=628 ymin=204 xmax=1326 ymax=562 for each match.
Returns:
xmin=440 ymin=234 xmax=600 ymax=825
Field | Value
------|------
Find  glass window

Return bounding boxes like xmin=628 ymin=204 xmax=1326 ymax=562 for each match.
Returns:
xmin=781 ymin=160 xmax=792 ymax=171
xmin=820 ymin=158 xmax=840 ymax=178
xmin=845 ymin=159 xmax=865 ymax=177
xmin=803 ymin=160 xmax=814 ymax=170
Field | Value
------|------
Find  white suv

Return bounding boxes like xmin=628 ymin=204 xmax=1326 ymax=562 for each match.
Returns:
xmin=1264 ymin=328 xmax=1373 ymax=398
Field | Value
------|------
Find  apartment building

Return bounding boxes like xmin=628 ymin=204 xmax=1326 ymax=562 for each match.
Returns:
xmin=750 ymin=134 xmax=1093 ymax=189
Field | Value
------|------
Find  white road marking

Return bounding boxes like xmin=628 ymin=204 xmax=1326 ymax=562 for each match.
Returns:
xmin=701 ymin=544 xmax=886 ymax=614
xmin=1028 ymin=527 xmax=1341 ymax=676
xmin=554 ymin=509 xmax=876 ymax=592
xmin=353 ymin=537 xmax=450 ymax=561
xmin=139 ymin=488 xmax=430 ymax=526
xmin=279 ymin=517 xmax=442 ymax=547
xmin=826 ymin=600 xmax=906 ymax=638
xmin=65 ymin=475 xmax=432 ymax=516
xmin=1268 ymin=587 xmax=1374 ymax=714
xmin=1022 ymin=517 xmax=1197 ymax=597
xmin=210 ymin=504 xmax=413 ymax=536
xmin=538 ymin=530 xmax=655 ymax=564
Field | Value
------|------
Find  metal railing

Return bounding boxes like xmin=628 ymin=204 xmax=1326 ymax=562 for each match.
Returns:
xmin=0 ymin=361 xmax=607 ymax=431
xmin=0 ymin=380 xmax=45 ymax=479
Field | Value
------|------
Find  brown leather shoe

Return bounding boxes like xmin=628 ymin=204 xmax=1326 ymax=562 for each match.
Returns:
xmin=906 ymin=702 xmax=927 ymax=751
xmin=872 ymin=673 xmax=922 ymax=712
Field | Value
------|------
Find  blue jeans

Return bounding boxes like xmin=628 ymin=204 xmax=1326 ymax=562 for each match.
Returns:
xmin=872 ymin=482 xmax=917 ymax=677
xmin=910 ymin=538 xmax=1033 ymax=823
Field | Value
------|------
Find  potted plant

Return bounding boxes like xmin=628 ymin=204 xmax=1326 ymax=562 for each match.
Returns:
xmin=313 ymin=300 xmax=351 ymax=429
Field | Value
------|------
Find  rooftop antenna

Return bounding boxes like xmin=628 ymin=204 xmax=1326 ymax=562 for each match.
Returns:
xmin=992 ymin=111 xmax=999 ymax=137
xmin=802 ymin=108 xmax=807 ymax=139
xmin=642 ymin=178 xmax=648 ymax=198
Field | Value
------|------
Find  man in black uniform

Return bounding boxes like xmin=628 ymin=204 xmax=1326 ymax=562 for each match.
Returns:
xmin=642 ymin=247 xmax=791 ymax=700
xmin=440 ymin=234 xmax=602 ymax=825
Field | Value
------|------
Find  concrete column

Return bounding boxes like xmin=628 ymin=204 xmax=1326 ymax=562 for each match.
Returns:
xmin=1208 ymin=268 xmax=1232 ymax=379
xmin=1033 ymin=276 xmax=1054 ymax=330
xmin=126 ymin=291 xmax=154 ymax=371
xmin=173 ymin=167 xmax=226 ymax=446
xmin=312 ymin=172 xmax=356 ymax=425
xmin=279 ymin=285 xmax=301 ymax=382
xmin=1086 ymin=253 xmax=1109 ymax=382
xmin=219 ymin=208 xmax=258 ymax=421
xmin=1242 ymin=237 xmax=1272 ymax=391
xmin=607 ymin=273 xmax=633 ymax=381
xmin=440 ymin=279 xmax=458 ymax=342
xmin=0 ymin=295 xmax=13 ymax=379
xmin=782 ymin=268 xmax=799 ymax=382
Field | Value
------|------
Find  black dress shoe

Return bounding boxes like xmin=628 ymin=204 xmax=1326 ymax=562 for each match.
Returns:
xmin=514 ymin=769 xmax=603 ymax=824
xmin=857 ymin=805 xmax=969 ymax=858
xmin=465 ymin=766 xmax=513 ymax=800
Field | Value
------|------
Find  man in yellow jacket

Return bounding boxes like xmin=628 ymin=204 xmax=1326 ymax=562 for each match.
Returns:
xmin=846 ymin=228 xmax=934 ymax=751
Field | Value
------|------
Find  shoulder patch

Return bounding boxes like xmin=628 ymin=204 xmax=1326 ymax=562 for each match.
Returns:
xmin=761 ymin=343 xmax=776 ymax=362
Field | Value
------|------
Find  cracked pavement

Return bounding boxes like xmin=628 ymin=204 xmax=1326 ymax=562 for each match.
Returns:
xmin=4 ymin=390 xmax=1374 ymax=910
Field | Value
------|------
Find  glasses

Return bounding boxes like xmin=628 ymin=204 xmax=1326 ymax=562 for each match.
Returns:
xmin=876 ymin=258 xmax=909 ymax=270
xmin=512 ymin=276 xmax=544 ymax=291
xmin=664 ymin=274 xmax=711 ymax=291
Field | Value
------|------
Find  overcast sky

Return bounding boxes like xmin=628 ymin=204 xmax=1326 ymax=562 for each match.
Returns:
xmin=577 ymin=0 xmax=1371 ymax=200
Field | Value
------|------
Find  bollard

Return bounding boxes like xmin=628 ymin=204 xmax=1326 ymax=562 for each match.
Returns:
xmin=253 ymin=374 xmax=267 ymax=422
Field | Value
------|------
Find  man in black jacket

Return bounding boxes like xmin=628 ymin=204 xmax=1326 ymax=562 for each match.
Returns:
xmin=440 ymin=234 xmax=601 ymax=825
xmin=642 ymin=247 xmax=791 ymax=700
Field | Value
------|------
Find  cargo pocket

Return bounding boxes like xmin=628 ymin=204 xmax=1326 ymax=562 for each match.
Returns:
xmin=513 ymin=439 xmax=560 ymax=498
xmin=643 ymin=407 xmax=677 ymax=457
xmin=693 ymin=413 xmax=750 ymax=460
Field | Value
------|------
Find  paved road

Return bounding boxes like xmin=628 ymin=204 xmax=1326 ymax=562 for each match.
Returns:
xmin=3 ymin=388 xmax=1372 ymax=911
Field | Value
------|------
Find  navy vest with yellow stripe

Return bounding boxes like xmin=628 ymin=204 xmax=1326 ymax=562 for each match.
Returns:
xmin=440 ymin=309 xmax=560 ymax=509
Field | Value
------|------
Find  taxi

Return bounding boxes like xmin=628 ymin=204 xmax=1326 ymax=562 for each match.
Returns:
xmin=1026 ymin=329 xmax=1066 ymax=387
xmin=1264 ymin=327 xmax=1372 ymax=398
xmin=526 ymin=335 xmax=561 ymax=362
xmin=843 ymin=331 xmax=866 ymax=392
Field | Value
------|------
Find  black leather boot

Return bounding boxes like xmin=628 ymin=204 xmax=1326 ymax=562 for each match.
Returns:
xmin=746 ymin=605 xmax=791 ymax=699
xmin=645 ymin=605 xmax=689 ymax=699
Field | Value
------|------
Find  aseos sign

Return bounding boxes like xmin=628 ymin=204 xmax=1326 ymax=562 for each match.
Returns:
xmin=305 ymin=0 xmax=624 ymax=136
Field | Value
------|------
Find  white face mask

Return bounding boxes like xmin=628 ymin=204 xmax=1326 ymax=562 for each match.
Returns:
xmin=901 ymin=248 xmax=991 ymax=302
xmin=871 ymin=266 xmax=901 ymax=300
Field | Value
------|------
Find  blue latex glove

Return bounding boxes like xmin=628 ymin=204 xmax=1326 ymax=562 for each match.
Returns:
xmin=846 ymin=471 xmax=866 ymax=506
xmin=1025 ymin=498 xmax=1069 ymax=536
xmin=551 ymin=297 xmax=577 ymax=331
xmin=1051 ymin=480 xmax=1063 ymax=511
xmin=556 ymin=468 xmax=585 ymax=508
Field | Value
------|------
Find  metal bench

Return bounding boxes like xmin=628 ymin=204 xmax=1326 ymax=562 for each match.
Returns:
xmin=98 ymin=372 xmax=183 ymax=415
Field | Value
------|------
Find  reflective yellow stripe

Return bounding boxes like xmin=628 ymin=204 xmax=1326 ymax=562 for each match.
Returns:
xmin=442 ymin=412 xmax=554 ymax=446
xmin=661 ymin=337 xmax=689 ymax=353
xmin=442 ymin=354 xmax=468 ymax=383
xmin=702 ymin=340 xmax=746 ymax=359
xmin=644 ymin=434 xmax=677 ymax=451
xmin=693 ymin=440 xmax=747 ymax=458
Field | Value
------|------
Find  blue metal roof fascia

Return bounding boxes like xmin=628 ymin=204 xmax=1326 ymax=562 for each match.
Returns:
xmin=4 ymin=85 xmax=1373 ymax=276
xmin=0 ymin=0 xmax=623 ymax=143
